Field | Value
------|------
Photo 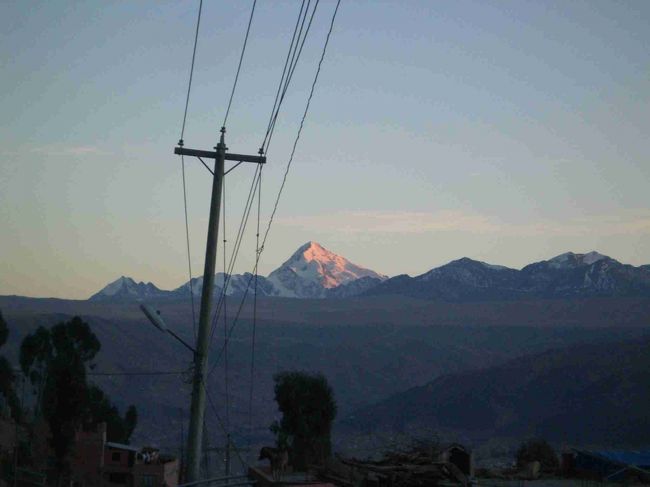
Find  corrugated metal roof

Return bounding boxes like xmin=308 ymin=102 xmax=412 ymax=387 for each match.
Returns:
xmin=596 ymin=450 xmax=650 ymax=467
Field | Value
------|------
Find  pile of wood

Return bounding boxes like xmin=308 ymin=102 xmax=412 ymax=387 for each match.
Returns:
xmin=313 ymin=443 xmax=468 ymax=487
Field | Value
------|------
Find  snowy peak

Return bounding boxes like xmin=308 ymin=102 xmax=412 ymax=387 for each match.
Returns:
xmin=267 ymin=241 xmax=387 ymax=298
xmin=546 ymin=251 xmax=613 ymax=269
xmin=172 ymin=273 xmax=272 ymax=298
xmin=89 ymin=276 xmax=166 ymax=301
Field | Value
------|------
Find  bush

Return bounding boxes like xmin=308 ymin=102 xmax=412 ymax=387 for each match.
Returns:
xmin=516 ymin=438 xmax=558 ymax=473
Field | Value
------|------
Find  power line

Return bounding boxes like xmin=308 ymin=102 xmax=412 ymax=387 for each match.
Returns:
xmin=207 ymin=0 xmax=342 ymax=377
xmin=207 ymin=165 xmax=261 ymax=346
xmin=206 ymin=0 xmax=327 ymax=375
xmin=248 ymin=164 xmax=262 ymax=450
xmin=260 ymin=0 xmax=340 ymax=252
xmin=182 ymin=157 xmax=198 ymax=340
xmin=88 ymin=371 xmax=186 ymax=376
xmin=207 ymin=0 xmax=319 ymax=347
xmin=203 ymin=383 xmax=248 ymax=468
xmin=222 ymin=0 xmax=258 ymax=129
xmin=179 ymin=0 xmax=203 ymax=143
xmin=260 ymin=0 xmax=307 ymax=152
xmin=263 ymin=0 xmax=321 ymax=155
xmin=222 ymin=175 xmax=229 ymax=432
xmin=178 ymin=0 xmax=204 ymax=339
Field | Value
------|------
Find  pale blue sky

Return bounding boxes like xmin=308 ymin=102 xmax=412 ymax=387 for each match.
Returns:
xmin=1 ymin=1 xmax=649 ymax=298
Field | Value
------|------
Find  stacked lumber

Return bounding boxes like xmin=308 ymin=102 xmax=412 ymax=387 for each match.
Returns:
xmin=313 ymin=443 xmax=468 ymax=487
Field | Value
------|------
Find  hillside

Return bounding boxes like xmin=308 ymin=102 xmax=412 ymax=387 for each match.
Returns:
xmin=1 ymin=293 xmax=649 ymax=451
xmin=343 ymin=336 xmax=650 ymax=447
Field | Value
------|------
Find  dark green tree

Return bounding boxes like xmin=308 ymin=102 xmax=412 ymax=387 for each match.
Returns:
xmin=271 ymin=371 xmax=337 ymax=470
xmin=85 ymin=386 xmax=138 ymax=443
xmin=0 ymin=311 xmax=20 ymax=420
xmin=20 ymin=316 xmax=137 ymax=480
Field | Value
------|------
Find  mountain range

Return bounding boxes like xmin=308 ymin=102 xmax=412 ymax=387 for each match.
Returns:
xmin=89 ymin=243 xmax=650 ymax=302
xmin=89 ymin=241 xmax=386 ymax=301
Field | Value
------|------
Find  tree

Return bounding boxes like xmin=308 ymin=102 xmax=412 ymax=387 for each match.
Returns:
xmin=271 ymin=371 xmax=337 ymax=470
xmin=516 ymin=438 xmax=558 ymax=473
xmin=85 ymin=386 xmax=138 ymax=443
xmin=0 ymin=311 xmax=20 ymax=420
xmin=20 ymin=316 xmax=138 ymax=480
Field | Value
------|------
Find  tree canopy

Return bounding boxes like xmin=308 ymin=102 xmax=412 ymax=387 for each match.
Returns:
xmin=0 ymin=311 xmax=20 ymax=419
xmin=20 ymin=316 xmax=137 ymax=479
xmin=271 ymin=371 xmax=337 ymax=470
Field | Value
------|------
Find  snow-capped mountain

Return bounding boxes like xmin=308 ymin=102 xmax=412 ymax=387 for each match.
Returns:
xmin=89 ymin=277 xmax=169 ymax=301
xmin=170 ymin=273 xmax=278 ymax=299
xmin=366 ymin=251 xmax=650 ymax=301
xmin=366 ymin=257 xmax=520 ymax=301
xmin=88 ymin=248 xmax=650 ymax=303
xmin=88 ymin=242 xmax=387 ymax=301
xmin=266 ymin=241 xmax=387 ymax=298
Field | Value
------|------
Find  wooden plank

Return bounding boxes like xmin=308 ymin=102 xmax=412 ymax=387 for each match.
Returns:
xmin=224 ymin=152 xmax=266 ymax=164
xmin=174 ymin=147 xmax=218 ymax=159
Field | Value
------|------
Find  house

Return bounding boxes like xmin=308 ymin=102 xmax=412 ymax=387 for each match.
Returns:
xmin=67 ymin=423 xmax=180 ymax=487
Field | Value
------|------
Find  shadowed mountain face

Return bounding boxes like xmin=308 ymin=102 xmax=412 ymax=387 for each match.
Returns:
xmin=366 ymin=252 xmax=650 ymax=301
xmin=342 ymin=336 xmax=650 ymax=447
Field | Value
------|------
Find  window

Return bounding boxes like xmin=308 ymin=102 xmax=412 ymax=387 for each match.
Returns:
xmin=112 ymin=452 xmax=121 ymax=462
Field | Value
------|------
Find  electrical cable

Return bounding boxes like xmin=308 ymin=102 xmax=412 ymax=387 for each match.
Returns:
xmin=248 ymin=165 xmax=262 ymax=449
xmin=263 ymin=0 xmax=321 ymax=155
xmin=203 ymin=382 xmax=248 ymax=468
xmin=260 ymin=0 xmax=340 ymax=255
xmin=178 ymin=0 xmax=204 ymax=339
xmin=222 ymin=175 xmax=230 ymax=432
xmin=207 ymin=0 xmax=318 ymax=346
xmin=207 ymin=165 xmax=261 ymax=345
xmin=206 ymin=0 xmax=322 ymax=354
xmin=260 ymin=0 xmax=307 ymax=151
xmin=208 ymin=0 xmax=341 ymax=376
xmin=182 ymin=157 xmax=198 ymax=340
xmin=222 ymin=0 xmax=258 ymax=129
xmin=179 ymin=0 xmax=203 ymax=143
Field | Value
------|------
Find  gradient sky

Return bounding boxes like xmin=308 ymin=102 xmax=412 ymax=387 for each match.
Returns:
xmin=2 ymin=0 xmax=649 ymax=299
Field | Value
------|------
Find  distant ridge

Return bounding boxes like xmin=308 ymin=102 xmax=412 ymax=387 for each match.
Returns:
xmin=343 ymin=335 xmax=650 ymax=446
xmin=89 ymin=247 xmax=650 ymax=302
xmin=365 ymin=251 xmax=650 ymax=301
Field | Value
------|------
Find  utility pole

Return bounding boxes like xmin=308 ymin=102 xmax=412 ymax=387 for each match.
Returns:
xmin=174 ymin=128 xmax=265 ymax=482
